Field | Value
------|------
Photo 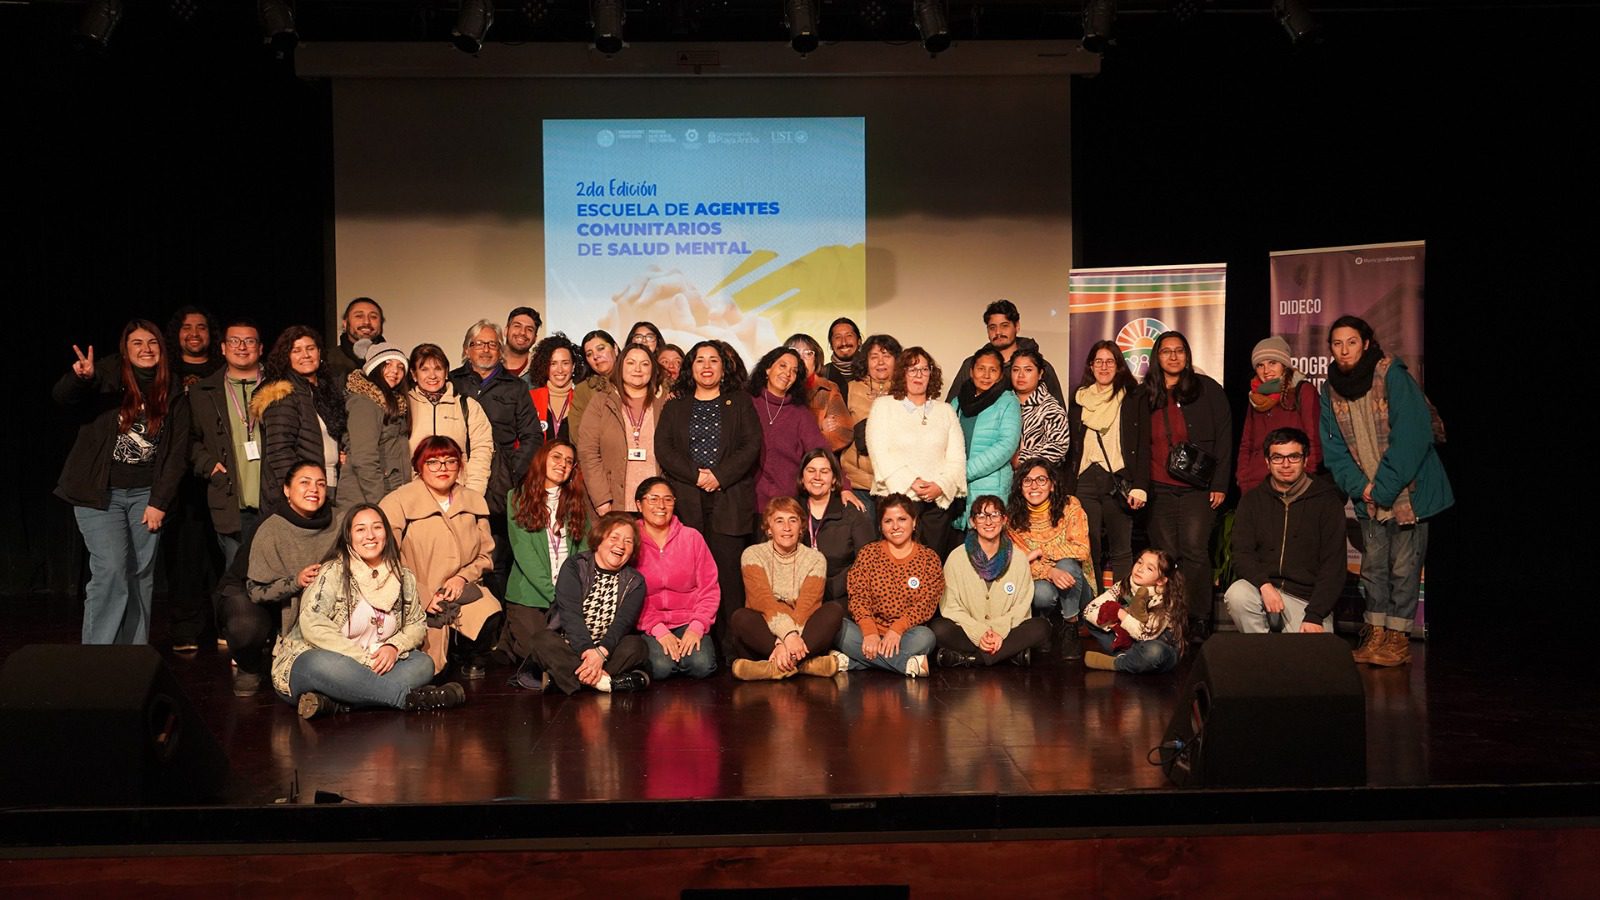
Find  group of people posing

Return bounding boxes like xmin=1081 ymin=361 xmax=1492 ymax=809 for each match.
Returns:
xmin=54 ymin=296 xmax=1451 ymax=717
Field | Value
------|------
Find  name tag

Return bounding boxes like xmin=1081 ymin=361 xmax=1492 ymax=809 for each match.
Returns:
xmin=243 ymin=440 xmax=261 ymax=461
xmin=627 ymin=448 xmax=648 ymax=462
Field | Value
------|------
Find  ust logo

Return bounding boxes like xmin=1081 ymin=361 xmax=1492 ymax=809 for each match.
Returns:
xmin=1115 ymin=316 xmax=1170 ymax=379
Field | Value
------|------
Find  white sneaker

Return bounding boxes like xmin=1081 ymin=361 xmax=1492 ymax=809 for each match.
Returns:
xmin=830 ymin=650 xmax=852 ymax=674
xmin=905 ymin=654 xmax=929 ymax=678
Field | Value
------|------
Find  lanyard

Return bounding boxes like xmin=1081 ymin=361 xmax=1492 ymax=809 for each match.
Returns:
xmin=621 ymin=398 xmax=649 ymax=445
xmin=549 ymin=389 xmax=571 ymax=433
xmin=808 ymin=513 xmax=822 ymax=549
xmin=225 ymin=377 xmax=256 ymax=439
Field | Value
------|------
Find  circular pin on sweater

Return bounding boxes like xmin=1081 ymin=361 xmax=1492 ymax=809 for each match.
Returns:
xmin=1004 ymin=582 xmax=1016 ymax=594
xmin=907 ymin=576 xmax=920 ymax=589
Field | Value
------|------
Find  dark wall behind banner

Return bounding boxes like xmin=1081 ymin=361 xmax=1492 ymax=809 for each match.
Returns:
xmin=5 ymin=7 xmax=1590 ymax=635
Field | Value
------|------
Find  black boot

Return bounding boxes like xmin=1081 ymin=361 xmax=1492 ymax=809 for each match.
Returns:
xmin=406 ymin=682 xmax=467 ymax=711
xmin=609 ymin=669 xmax=652 ymax=693
xmin=1009 ymin=648 xmax=1034 ymax=667
xmin=935 ymin=648 xmax=979 ymax=669
xmin=297 ymin=691 xmax=348 ymax=720
xmin=1057 ymin=617 xmax=1084 ymax=660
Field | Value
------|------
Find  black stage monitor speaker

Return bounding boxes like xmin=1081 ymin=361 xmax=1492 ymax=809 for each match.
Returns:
xmin=0 ymin=644 xmax=229 ymax=806
xmin=1160 ymin=633 xmax=1365 ymax=788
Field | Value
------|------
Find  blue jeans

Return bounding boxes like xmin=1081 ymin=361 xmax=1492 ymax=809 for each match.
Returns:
xmin=1360 ymin=518 xmax=1428 ymax=633
xmin=852 ymin=489 xmax=877 ymax=524
xmin=1091 ymin=629 xmax=1179 ymax=674
xmin=73 ymin=487 xmax=161 ymax=645
xmin=645 ymin=624 xmax=719 ymax=680
xmin=287 ymin=648 xmax=435 ymax=709
xmin=836 ymin=619 xmax=936 ymax=675
xmin=1031 ymin=557 xmax=1093 ymax=620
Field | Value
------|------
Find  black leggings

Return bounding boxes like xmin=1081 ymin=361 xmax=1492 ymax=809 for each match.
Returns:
xmin=727 ymin=602 xmax=847 ymax=661
xmin=928 ymin=616 xmax=1051 ymax=665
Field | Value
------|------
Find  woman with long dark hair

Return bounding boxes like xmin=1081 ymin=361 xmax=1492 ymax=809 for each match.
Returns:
xmin=569 ymin=329 xmax=619 ymax=446
xmin=797 ymin=448 xmax=875 ymax=605
xmin=655 ymin=339 xmax=762 ymax=652
xmin=1064 ymin=340 xmax=1147 ymax=585
xmin=841 ymin=333 xmax=900 ymax=518
xmin=951 ymin=345 xmax=1021 ymax=529
xmin=275 ymin=504 xmax=463 ymax=718
xmin=341 ymin=342 xmax=411 ymax=508
xmin=749 ymin=345 xmax=859 ymax=515
xmin=505 ymin=439 xmax=587 ymax=673
xmin=1011 ymin=347 xmax=1070 ymax=467
xmin=578 ymin=343 xmax=665 ymax=515
xmin=252 ymin=325 xmax=347 ymax=513
xmin=785 ymin=332 xmax=854 ymax=454
xmin=1007 ymin=458 xmax=1094 ymax=658
xmin=627 ymin=321 xmax=665 ymax=354
xmin=1141 ymin=331 xmax=1231 ymax=637
xmin=55 ymin=319 xmax=189 ymax=644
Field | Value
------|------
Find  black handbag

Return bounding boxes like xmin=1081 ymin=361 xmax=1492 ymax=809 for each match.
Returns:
xmin=1093 ymin=429 xmax=1136 ymax=507
xmin=1162 ymin=404 xmax=1217 ymax=490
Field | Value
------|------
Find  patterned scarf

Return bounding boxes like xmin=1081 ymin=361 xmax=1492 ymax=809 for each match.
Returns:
xmin=1329 ymin=355 xmax=1416 ymax=524
xmin=964 ymin=530 xmax=1013 ymax=583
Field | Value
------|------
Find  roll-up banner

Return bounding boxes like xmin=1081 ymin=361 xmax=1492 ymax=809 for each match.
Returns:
xmin=1269 ymin=240 xmax=1428 ymax=634
xmin=1067 ymin=263 xmax=1229 ymax=385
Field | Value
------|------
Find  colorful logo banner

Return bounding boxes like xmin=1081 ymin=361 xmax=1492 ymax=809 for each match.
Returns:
xmin=1067 ymin=263 xmax=1229 ymax=384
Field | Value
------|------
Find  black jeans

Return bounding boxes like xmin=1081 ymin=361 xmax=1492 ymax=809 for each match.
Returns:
xmin=529 ymin=631 xmax=649 ymax=694
xmin=929 ymin=616 xmax=1051 ymax=665
xmin=1147 ymin=483 xmax=1217 ymax=626
xmin=1075 ymin=464 xmax=1135 ymax=586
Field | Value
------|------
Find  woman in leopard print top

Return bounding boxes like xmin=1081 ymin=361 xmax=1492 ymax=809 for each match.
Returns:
xmin=837 ymin=493 xmax=943 ymax=677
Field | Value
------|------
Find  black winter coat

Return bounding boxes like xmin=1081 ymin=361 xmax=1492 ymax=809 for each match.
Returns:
xmin=54 ymin=357 xmax=189 ymax=512
xmin=450 ymin=365 xmax=537 ymax=515
xmin=251 ymin=375 xmax=337 ymax=513
xmin=803 ymin=493 xmax=877 ymax=604
xmin=1062 ymin=387 xmax=1149 ymax=497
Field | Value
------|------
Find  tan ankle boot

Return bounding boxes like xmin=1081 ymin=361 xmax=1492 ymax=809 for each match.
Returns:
xmin=1353 ymin=624 xmax=1387 ymax=664
xmin=1369 ymin=629 xmax=1412 ymax=667
xmin=798 ymin=655 xmax=839 ymax=677
xmin=732 ymin=658 xmax=795 ymax=681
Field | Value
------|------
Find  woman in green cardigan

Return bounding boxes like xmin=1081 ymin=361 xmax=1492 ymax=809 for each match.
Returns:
xmin=504 ymin=438 xmax=588 ymax=686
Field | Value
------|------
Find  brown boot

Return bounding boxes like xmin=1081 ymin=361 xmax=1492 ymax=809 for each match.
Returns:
xmin=1352 ymin=624 xmax=1387 ymax=664
xmin=798 ymin=654 xmax=839 ymax=677
xmin=1084 ymin=651 xmax=1118 ymax=671
xmin=1369 ymin=628 xmax=1412 ymax=667
xmin=732 ymin=658 xmax=796 ymax=681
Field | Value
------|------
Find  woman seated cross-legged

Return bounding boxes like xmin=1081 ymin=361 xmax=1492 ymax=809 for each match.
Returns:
xmin=1007 ymin=458 xmax=1095 ymax=659
xmin=526 ymin=511 xmax=653 ymax=694
xmin=633 ymin=477 xmax=720 ymax=682
xmin=1082 ymin=548 xmax=1188 ymax=675
xmin=503 ymin=438 xmax=587 ymax=688
xmin=930 ymin=494 xmax=1050 ymax=668
xmin=730 ymin=497 xmax=846 ymax=681
xmin=275 ymin=503 xmax=464 ymax=719
xmin=835 ymin=493 xmax=943 ymax=678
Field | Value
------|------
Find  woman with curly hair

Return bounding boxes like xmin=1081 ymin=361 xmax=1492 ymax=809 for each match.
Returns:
xmin=864 ymin=346 xmax=966 ymax=558
xmin=1006 ymin=458 xmax=1094 ymax=659
xmin=527 ymin=333 xmax=588 ymax=446
xmin=252 ymin=325 xmax=347 ymax=515
xmin=841 ymin=333 xmax=900 ymax=519
xmin=504 ymin=438 xmax=587 ymax=674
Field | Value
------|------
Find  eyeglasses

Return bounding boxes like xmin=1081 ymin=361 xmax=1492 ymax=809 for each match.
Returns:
xmin=1268 ymin=453 xmax=1306 ymax=464
xmin=971 ymin=511 xmax=1004 ymax=522
xmin=792 ymin=347 xmax=816 ymax=358
xmin=224 ymin=337 xmax=260 ymax=348
xmin=1091 ymin=358 xmax=1118 ymax=368
xmin=1022 ymin=475 xmax=1052 ymax=486
xmin=640 ymin=495 xmax=676 ymax=506
xmin=469 ymin=340 xmax=501 ymax=351
xmin=423 ymin=458 xmax=462 ymax=471
xmin=905 ymin=366 xmax=931 ymax=376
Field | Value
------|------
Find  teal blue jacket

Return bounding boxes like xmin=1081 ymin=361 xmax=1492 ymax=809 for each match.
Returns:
xmin=1319 ymin=356 xmax=1453 ymax=521
xmin=952 ymin=391 xmax=1022 ymax=528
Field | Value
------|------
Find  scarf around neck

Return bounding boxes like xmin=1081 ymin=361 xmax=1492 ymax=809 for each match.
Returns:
xmin=1326 ymin=340 xmax=1384 ymax=401
xmin=965 ymin=529 xmax=1013 ymax=583
xmin=1076 ymin=382 xmax=1123 ymax=433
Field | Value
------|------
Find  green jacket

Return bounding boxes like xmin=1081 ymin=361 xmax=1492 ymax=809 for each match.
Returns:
xmin=505 ymin=489 xmax=588 ymax=608
xmin=1320 ymin=355 xmax=1453 ymax=521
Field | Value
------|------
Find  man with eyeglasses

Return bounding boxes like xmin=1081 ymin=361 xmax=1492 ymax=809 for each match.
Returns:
xmin=1223 ymin=427 xmax=1347 ymax=635
xmin=450 ymin=319 xmax=538 ymax=597
xmin=944 ymin=299 xmax=1065 ymax=402
xmin=326 ymin=297 xmax=387 ymax=383
xmin=187 ymin=319 xmax=267 ymax=574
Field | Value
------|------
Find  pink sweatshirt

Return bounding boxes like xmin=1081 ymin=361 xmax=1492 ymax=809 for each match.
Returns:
xmin=634 ymin=517 xmax=721 ymax=638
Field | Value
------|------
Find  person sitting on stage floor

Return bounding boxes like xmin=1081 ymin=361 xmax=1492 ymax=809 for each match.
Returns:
xmin=836 ymin=493 xmax=943 ymax=678
xmin=1223 ymin=427 xmax=1347 ymax=635
xmin=932 ymin=494 xmax=1049 ymax=668
xmin=1083 ymin=549 xmax=1187 ymax=674
xmin=633 ymin=477 xmax=721 ymax=682
xmin=730 ymin=497 xmax=844 ymax=680
xmin=526 ymin=512 xmax=653 ymax=694
xmin=504 ymin=438 xmax=587 ymax=686
xmin=797 ymin=448 xmax=876 ymax=605
xmin=221 ymin=460 xmax=339 ymax=695
xmin=275 ymin=504 xmax=463 ymax=719
xmin=379 ymin=436 xmax=504 ymax=681
xmin=1006 ymin=459 xmax=1094 ymax=659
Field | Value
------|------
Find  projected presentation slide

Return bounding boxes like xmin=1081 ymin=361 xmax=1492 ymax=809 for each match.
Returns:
xmin=543 ymin=117 xmax=866 ymax=363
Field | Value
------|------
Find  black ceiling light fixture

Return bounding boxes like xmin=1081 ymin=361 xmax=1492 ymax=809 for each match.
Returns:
xmin=590 ymin=0 xmax=625 ymax=54
xmin=784 ymin=0 xmax=820 ymax=55
xmin=1081 ymin=0 xmax=1116 ymax=54
xmin=912 ymin=0 xmax=949 ymax=55
xmin=453 ymin=0 xmax=495 ymax=53
xmin=74 ymin=0 xmax=123 ymax=51
xmin=259 ymin=0 xmax=298 ymax=56
xmin=1273 ymin=0 xmax=1320 ymax=45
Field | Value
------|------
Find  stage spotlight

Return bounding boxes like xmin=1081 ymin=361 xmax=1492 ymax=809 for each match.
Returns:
xmin=453 ymin=0 xmax=495 ymax=54
xmin=784 ymin=0 xmax=820 ymax=55
xmin=912 ymin=0 xmax=949 ymax=55
xmin=74 ymin=0 xmax=123 ymax=50
xmin=1273 ymin=0 xmax=1319 ymax=45
xmin=1082 ymin=0 xmax=1116 ymax=53
xmin=258 ymin=0 xmax=297 ymax=55
xmin=589 ymin=0 xmax=625 ymax=54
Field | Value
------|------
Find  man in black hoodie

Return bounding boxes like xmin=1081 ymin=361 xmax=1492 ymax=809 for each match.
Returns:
xmin=325 ymin=297 xmax=385 ymax=383
xmin=1223 ymin=427 xmax=1348 ymax=634
xmin=944 ymin=299 xmax=1064 ymax=402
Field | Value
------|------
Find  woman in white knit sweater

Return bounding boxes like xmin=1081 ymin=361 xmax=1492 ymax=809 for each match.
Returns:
xmin=864 ymin=346 xmax=967 ymax=558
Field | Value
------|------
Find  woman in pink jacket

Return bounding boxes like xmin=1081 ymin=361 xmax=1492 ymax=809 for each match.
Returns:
xmin=632 ymin=476 xmax=720 ymax=680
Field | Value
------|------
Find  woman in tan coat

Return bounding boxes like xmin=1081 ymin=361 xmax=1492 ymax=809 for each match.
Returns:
xmin=405 ymin=343 xmax=493 ymax=498
xmin=577 ymin=343 xmax=666 ymax=516
xmin=379 ymin=435 xmax=504 ymax=679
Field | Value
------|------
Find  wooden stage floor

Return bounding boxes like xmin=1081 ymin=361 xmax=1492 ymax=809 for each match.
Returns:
xmin=3 ymin=597 xmax=1596 ymax=809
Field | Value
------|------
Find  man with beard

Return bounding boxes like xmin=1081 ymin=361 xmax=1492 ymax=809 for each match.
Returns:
xmin=1320 ymin=316 xmax=1452 ymax=668
xmin=326 ymin=297 xmax=385 ymax=382
xmin=451 ymin=320 xmax=538 ymax=604
xmin=501 ymin=306 xmax=543 ymax=388
xmin=161 ymin=306 xmax=223 ymax=652
xmin=944 ymin=299 xmax=1064 ymax=402
xmin=167 ymin=306 xmax=222 ymax=389
xmin=821 ymin=317 xmax=861 ymax=396
xmin=1223 ymin=428 xmax=1346 ymax=635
